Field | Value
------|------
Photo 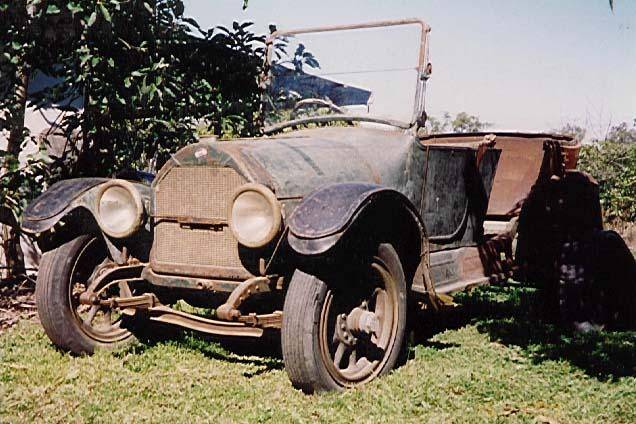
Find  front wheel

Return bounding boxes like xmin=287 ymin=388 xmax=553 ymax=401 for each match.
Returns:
xmin=281 ymin=243 xmax=408 ymax=393
xmin=36 ymin=235 xmax=137 ymax=354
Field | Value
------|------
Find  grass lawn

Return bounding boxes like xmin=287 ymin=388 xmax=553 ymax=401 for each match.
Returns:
xmin=1 ymin=285 xmax=635 ymax=423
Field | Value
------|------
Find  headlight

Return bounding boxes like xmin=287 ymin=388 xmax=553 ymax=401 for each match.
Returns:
xmin=229 ymin=183 xmax=281 ymax=248
xmin=96 ymin=180 xmax=144 ymax=238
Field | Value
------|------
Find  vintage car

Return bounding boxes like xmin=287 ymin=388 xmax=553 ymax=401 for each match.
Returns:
xmin=22 ymin=19 xmax=631 ymax=393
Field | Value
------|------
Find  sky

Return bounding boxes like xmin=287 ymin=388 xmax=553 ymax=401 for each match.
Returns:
xmin=184 ymin=0 xmax=636 ymax=140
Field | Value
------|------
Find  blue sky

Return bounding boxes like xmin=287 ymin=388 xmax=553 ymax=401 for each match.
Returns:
xmin=184 ymin=0 xmax=635 ymax=140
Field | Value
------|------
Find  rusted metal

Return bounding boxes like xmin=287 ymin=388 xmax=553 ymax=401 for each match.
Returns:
xmin=79 ymin=263 xmax=146 ymax=302
xmin=268 ymin=18 xmax=431 ymax=68
xmin=317 ymin=256 xmax=400 ymax=385
xmin=147 ymin=305 xmax=265 ymax=337
xmin=237 ymin=311 xmax=282 ymax=328
xmin=263 ymin=114 xmax=412 ymax=134
xmin=26 ymin=18 xmax=610 ymax=376
xmin=142 ymin=267 xmax=242 ymax=292
xmin=216 ymin=276 xmax=272 ymax=320
xmin=412 ymin=232 xmax=514 ymax=297
xmin=152 ymin=166 xmax=248 ymax=277
xmin=266 ymin=18 xmax=431 ymax=129
xmin=22 ymin=178 xmax=152 ymax=239
xmin=101 ymin=293 xmax=156 ymax=309
xmin=23 ymin=178 xmax=108 ymax=222
xmin=420 ymin=131 xmax=579 ymax=218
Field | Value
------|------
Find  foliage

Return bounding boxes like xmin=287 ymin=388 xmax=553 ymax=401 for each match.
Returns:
xmin=34 ymin=0 xmax=263 ymax=177
xmin=553 ymin=123 xmax=586 ymax=142
xmin=2 ymin=285 xmax=636 ymax=422
xmin=0 ymin=146 xmax=49 ymax=220
xmin=0 ymin=0 xmax=261 ymax=276
xmin=0 ymin=1 xmax=50 ymax=221
xmin=579 ymin=140 xmax=636 ymax=223
xmin=0 ymin=0 xmax=263 ymax=213
xmin=556 ymin=119 xmax=636 ymax=224
xmin=427 ymin=112 xmax=491 ymax=134
xmin=605 ymin=118 xmax=636 ymax=144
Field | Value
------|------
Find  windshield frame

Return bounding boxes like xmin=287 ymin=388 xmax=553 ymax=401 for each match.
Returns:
xmin=262 ymin=18 xmax=431 ymax=134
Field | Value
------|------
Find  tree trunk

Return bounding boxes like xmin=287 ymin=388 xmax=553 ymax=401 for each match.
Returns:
xmin=1 ymin=1 xmax=29 ymax=279
xmin=2 ymin=69 xmax=29 ymax=279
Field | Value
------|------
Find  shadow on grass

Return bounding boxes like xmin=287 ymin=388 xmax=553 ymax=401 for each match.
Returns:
xmin=414 ymin=284 xmax=636 ymax=380
xmin=118 ymin=284 xmax=635 ymax=380
xmin=121 ymin=325 xmax=284 ymax=377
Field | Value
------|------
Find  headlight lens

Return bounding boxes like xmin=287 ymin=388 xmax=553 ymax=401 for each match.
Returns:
xmin=230 ymin=184 xmax=281 ymax=248
xmin=97 ymin=180 xmax=143 ymax=238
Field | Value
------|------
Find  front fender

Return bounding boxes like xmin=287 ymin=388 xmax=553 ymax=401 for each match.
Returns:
xmin=22 ymin=178 xmax=152 ymax=234
xmin=287 ymin=183 xmax=424 ymax=255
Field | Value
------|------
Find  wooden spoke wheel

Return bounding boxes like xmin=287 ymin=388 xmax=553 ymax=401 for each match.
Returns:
xmin=36 ymin=235 xmax=137 ymax=354
xmin=282 ymin=243 xmax=407 ymax=393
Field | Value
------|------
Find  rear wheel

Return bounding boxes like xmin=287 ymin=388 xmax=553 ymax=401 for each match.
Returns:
xmin=36 ymin=235 xmax=138 ymax=354
xmin=281 ymin=243 xmax=407 ymax=392
xmin=558 ymin=230 xmax=636 ymax=330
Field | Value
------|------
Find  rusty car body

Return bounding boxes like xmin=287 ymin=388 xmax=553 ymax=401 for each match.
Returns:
xmin=23 ymin=18 xmax=619 ymax=393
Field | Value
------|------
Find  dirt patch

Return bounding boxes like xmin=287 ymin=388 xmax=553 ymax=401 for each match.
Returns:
xmin=0 ymin=277 xmax=37 ymax=333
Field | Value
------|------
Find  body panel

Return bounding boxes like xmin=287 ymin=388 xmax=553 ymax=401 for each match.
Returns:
xmin=287 ymin=183 xmax=425 ymax=255
xmin=421 ymin=132 xmax=579 ymax=218
xmin=22 ymin=178 xmax=108 ymax=233
xmin=22 ymin=179 xmax=151 ymax=235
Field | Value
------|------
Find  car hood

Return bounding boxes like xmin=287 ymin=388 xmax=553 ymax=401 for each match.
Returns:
xmin=154 ymin=126 xmax=416 ymax=199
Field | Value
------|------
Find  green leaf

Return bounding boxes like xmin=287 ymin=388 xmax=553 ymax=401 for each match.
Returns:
xmin=46 ymin=4 xmax=60 ymax=14
xmin=99 ymin=3 xmax=111 ymax=22
xmin=67 ymin=2 xmax=83 ymax=14
xmin=87 ymin=11 xmax=97 ymax=27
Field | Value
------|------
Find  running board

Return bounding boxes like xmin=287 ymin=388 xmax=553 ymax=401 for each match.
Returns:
xmin=412 ymin=235 xmax=515 ymax=298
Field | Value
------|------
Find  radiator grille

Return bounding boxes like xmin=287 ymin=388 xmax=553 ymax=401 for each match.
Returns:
xmin=153 ymin=221 xmax=244 ymax=268
xmin=155 ymin=167 xmax=245 ymax=220
xmin=152 ymin=166 xmax=247 ymax=273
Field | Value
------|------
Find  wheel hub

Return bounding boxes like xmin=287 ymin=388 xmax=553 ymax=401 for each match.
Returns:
xmin=334 ymin=301 xmax=383 ymax=350
xmin=346 ymin=305 xmax=380 ymax=336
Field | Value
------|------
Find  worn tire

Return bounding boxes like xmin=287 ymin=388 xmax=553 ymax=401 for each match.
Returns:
xmin=281 ymin=243 xmax=408 ymax=393
xmin=558 ymin=230 xmax=636 ymax=330
xmin=36 ymin=235 xmax=137 ymax=354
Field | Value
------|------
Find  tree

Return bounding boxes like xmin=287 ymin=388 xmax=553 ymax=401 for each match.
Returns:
xmin=567 ymin=118 xmax=636 ymax=225
xmin=552 ymin=123 xmax=586 ymax=142
xmin=0 ymin=0 xmax=261 ymax=278
xmin=427 ymin=112 xmax=491 ymax=134
xmin=605 ymin=119 xmax=636 ymax=144
xmin=0 ymin=0 xmax=51 ymax=277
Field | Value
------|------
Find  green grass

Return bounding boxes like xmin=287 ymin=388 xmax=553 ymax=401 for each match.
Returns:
xmin=2 ymin=286 xmax=635 ymax=423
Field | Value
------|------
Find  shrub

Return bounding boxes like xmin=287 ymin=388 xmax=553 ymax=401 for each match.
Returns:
xmin=578 ymin=142 xmax=636 ymax=224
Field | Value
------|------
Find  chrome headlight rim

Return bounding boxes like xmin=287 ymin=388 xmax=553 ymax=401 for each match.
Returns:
xmin=229 ymin=183 xmax=282 ymax=248
xmin=95 ymin=179 xmax=144 ymax=238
